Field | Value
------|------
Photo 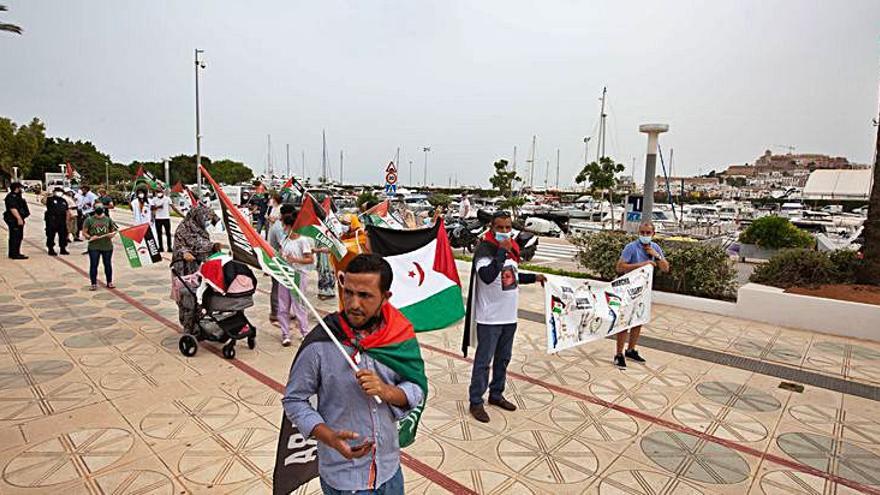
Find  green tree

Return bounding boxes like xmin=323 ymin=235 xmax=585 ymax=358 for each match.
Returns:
xmin=29 ymin=137 xmax=111 ymax=185
xmin=489 ymin=159 xmax=519 ymax=196
xmin=1 ymin=5 xmax=23 ymax=35
xmin=575 ymin=156 xmax=625 ymax=193
xmin=0 ymin=117 xmax=46 ymax=183
xmin=356 ymin=190 xmax=380 ymax=209
xmin=209 ymin=159 xmax=254 ymax=185
xmin=427 ymin=193 xmax=451 ymax=209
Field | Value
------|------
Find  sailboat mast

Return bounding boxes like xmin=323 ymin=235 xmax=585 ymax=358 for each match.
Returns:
xmin=286 ymin=144 xmax=290 ymax=178
xmin=301 ymin=150 xmax=306 ymax=181
xmin=340 ymin=150 xmax=344 ymax=184
xmin=555 ymin=148 xmax=560 ymax=189
xmin=321 ymin=130 xmax=328 ymax=183
xmin=597 ymin=87 xmax=607 ymax=162
xmin=512 ymin=145 xmax=517 ymax=174
xmin=267 ymin=134 xmax=272 ymax=177
xmin=528 ymin=135 xmax=536 ymax=189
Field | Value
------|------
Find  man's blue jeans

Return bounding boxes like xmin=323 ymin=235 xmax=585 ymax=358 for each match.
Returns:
xmin=320 ymin=466 xmax=404 ymax=495
xmin=469 ymin=323 xmax=517 ymax=406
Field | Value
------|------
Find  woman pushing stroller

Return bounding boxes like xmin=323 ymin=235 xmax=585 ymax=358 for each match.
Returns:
xmin=171 ymin=204 xmax=219 ymax=331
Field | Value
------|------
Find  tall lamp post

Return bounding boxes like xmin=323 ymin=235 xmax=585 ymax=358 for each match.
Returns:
xmin=422 ymin=147 xmax=431 ymax=186
xmin=194 ymin=49 xmax=206 ymax=195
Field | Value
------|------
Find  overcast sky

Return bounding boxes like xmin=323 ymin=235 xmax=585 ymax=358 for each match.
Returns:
xmin=2 ymin=0 xmax=879 ymax=187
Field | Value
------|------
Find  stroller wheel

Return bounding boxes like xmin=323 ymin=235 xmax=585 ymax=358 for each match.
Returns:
xmin=222 ymin=342 xmax=236 ymax=360
xmin=179 ymin=335 xmax=198 ymax=357
xmin=247 ymin=335 xmax=256 ymax=350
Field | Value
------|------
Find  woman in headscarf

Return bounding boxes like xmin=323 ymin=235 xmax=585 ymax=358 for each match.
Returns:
xmin=171 ymin=204 xmax=218 ymax=330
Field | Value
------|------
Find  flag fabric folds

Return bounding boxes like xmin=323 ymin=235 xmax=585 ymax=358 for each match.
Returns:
xmin=293 ymin=195 xmax=347 ymax=260
xmin=133 ymin=165 xmax=162 ymax=191
xmin=200 ymin=166 xmax=301 ymax=293
xmin=366 ymin=220 xmax=465 ymax=331
xmin=362 ymin=200 xmax=405 ymax=229
xmin=119 ymin=224 xmax=162 ymax=268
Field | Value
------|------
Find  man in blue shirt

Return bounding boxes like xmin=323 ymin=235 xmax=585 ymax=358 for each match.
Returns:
xmin=614 ymin=221 xmax=670 ymax=368
xmin=282 ymin=254 xmax=424 ymax=494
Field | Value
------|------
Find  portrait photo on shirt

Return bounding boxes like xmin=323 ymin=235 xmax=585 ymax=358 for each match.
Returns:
xmin=500 ymin=265 xmax=518 ymax=291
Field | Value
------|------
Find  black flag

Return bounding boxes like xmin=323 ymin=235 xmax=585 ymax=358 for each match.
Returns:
xmin=273 ymin=413 xmax=319 ymax=494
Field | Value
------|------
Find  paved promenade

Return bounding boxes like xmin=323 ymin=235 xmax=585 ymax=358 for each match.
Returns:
xmin=0 ymin=200 xmax=878 ymax=494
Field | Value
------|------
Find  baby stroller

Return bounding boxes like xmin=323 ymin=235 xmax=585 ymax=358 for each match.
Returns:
xmin=172 ymin=258 xmax=258 ymax=360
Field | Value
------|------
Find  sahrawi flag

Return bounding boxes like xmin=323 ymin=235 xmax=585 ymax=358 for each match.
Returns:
xmin=362 ymin=200 xmax=405 ymax=229
xmin=367 ymin=219 xmax=465 ymax=331
xmin=119 ymin=224 xmax=162 ymax=268
xmin=133 ymin=165 xmax=162 ymax=190
xmin=293 ymin=195 xmax=348 ymax=260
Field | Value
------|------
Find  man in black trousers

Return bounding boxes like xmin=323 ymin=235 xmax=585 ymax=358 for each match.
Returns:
xmin=45 ymin=186 xmax=70 ymax=256
xmin=4 ymin=182 xmax=30 ymax=259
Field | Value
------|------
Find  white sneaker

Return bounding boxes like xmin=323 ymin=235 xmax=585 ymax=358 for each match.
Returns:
xmin=281 ymin=338 xmax=291 ymax=347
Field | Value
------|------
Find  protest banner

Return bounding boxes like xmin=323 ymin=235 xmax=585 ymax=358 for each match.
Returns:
xmin=545 ymin=264 xmax=653 ymax=353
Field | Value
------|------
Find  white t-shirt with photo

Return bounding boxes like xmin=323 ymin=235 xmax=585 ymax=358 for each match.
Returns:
xmin=151 ymin=195 xmax=171 ymax=219
xmin=131 ymin=198 xmax=152 ymax=225
xmin=473 ymin=256 xmax=519 ymax=325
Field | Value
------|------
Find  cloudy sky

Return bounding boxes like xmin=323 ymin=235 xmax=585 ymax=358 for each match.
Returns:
xmin=2 ymin=0 xmax=879 ymax=187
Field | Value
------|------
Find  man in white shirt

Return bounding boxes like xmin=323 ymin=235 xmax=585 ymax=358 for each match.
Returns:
xmin=458 ymin=193 xmax=473 ymax=219
xmin=463 ymin=211 xmax=545 ymax=423
xmin=151 ymin=188 xmax=173 ymax=252
xmin=76 ymin=185 xmax=98 ymax=234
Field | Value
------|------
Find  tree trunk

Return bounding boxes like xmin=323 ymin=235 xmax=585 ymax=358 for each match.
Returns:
xmin=859 ymin=107 xmax=880 ymax=285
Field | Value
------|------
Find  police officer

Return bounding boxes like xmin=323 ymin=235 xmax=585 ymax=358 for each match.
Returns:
xmin=4 ymin=182 xmax=30 ymax=259
xmin=45 ymin=186 xmax=70 ymax=256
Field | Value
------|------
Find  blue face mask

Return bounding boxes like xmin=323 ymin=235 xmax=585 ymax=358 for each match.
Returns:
xmin=639 ymin=235 xmax=653 ymax=245
xmin=495 ymin=231 xmax=513 ymax=242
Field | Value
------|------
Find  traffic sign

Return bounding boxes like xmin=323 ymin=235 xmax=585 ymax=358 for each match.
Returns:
xmin=385 ymin=172 xmax=397 ymax=185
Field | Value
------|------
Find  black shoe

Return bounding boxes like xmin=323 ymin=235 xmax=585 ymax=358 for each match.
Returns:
xmin=59 ymin=249 xmax=70 ymax=255
xmin=614 ymin=354 xmax=627 ymax=368
xmin=47 ymin=249 xmax=57 ymax=256
xmin=625 ymin=349 xmax=646 ymax=363
xmin=10 ymin=255 xmax=28 ymax=260
xmin=488 ymin=396 xmax=517 ymax=411
xmin=469 ymin=404 xmax=490 ymax=423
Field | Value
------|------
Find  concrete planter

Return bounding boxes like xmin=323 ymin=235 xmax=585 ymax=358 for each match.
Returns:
xmin=736 ymin=283 xmax=880 ymax=342
xmin=738 ymin=243 xmax=779 ymax=262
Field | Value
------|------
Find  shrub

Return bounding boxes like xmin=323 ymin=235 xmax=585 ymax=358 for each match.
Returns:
xmin=828 ymin=249 xmax=861 ymax=284
xmin=738 ymin=216 xmax=813 ymax=249
xmin=749 ymin=249 xmax=836 ymax=288
xmin=751 ymin=248 xmax=864 ymax=289
xmin=654 ymin=240 xmax=738 ymax=300
xmin=571 ymin=231 xmax=738 ymax=300
xmin=356 ymin=191 xmax=380 ymax=209
xmin=570 ymin=230 xmax=634 ymax=281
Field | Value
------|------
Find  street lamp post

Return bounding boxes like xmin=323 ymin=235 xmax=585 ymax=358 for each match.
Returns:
xmin=12 ymin=167 xmax=18 ymax=183
xmin=194 ymin=49 xmax=206 ymax=195
xmin=422 ymin=147 xmax=431 ymax=186
xmin=583 ymin=136 xmax=591 ymax=164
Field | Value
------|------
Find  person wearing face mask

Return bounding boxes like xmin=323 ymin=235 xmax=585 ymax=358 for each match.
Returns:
xmin=613 ymin=221 xmax=670 ymax=368
xmin=150 ymin=188 xmax=174 ymax=252
xmin=463 ymin=211 xmax=545 ymax=423
xmin=281 ymin=254 xmax=424 ymax=495
xmin=171 ymin=205 xmax=220 ymax=331
xmin=131 ymin=188 xmax=153 ymax=226
xmin=277 ymin=214 xmax=315 ymax=345
xmin=267 ymin=204 xmax=297 ymax=325
xmin=82 ymin=206 xmax=118 ymax=290
xmin=4 ymin=182 xmax=30 ymax=259
xmin=44 ymin=187 xmax=70 ymax=256
xmin=63 ymin=189 xmax=79 ymax=243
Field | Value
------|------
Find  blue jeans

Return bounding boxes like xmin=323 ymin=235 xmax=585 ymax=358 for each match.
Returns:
xmin=88 ymin=249 xmax=113 ymax=285
xmin=469 ymin=323 xmax=517 ymax=406
xmin=320 ymin=466 xmax=404 ymax=495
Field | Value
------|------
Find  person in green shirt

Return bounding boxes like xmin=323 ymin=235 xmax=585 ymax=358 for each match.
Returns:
xmin=82 ymin=206 xmax=118 ymax=290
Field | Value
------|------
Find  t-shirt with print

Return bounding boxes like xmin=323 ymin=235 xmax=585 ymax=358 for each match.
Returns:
xmin=131 ymin=199 xmax=152 ymax=225
xmin=151 ymin=196 xmax=171 ymax=219
xmin=84 ymin=215 xmax=118 ymax=251
xmin=281 ymin=236 xmax=313 ymax=273
xmin=620 ymin=240 xmax=665 ymax=265
xmin=474 ymin=255 xmax=520 ymax=325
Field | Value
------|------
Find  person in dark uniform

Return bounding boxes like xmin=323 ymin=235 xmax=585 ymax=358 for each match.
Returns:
xmin=4 ymin=182 xmax=30 ymax=259
xmin=45 ymin=186 xmax=70 ymax=256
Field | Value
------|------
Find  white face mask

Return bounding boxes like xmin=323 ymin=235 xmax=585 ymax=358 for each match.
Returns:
xmin=54 ymin=191 xmax=63 ymax=197
xmin=137 ymin=194 xmax=145 ymax=199
xmin=158 ymin=193 xmax=164 ymax=198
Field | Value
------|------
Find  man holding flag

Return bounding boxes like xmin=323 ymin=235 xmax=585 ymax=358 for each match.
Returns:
xmin=281 ymin=254 xmax=426 ymax=495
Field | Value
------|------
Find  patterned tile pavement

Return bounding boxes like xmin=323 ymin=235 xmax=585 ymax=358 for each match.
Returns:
xmin=1 ymin=198 xmax=879 ymax=494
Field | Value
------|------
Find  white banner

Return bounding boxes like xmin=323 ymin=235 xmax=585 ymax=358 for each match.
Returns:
xmin=545 ymin=265 xmax=653 ymax=354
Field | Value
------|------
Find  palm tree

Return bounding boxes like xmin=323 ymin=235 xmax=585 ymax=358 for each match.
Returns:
xmin=1 ymin=5 xmax=23 ymax=35
xmin=860 ymin=112 xmax=880 ymax=285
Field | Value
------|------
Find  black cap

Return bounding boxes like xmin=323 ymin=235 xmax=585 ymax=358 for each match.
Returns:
xmin=10 ymin=182 xmax=22 ymax=191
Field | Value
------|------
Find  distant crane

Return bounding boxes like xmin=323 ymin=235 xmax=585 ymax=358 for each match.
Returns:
xmin=772 ymin=144 xmax=796 ymax=155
